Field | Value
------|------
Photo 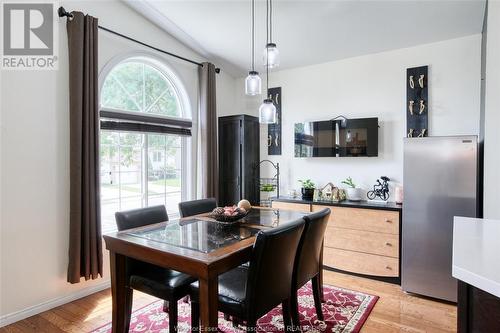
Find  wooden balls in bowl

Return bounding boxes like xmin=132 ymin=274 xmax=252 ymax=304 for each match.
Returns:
xmin=237 ymin=199 xmax=251 ymax=211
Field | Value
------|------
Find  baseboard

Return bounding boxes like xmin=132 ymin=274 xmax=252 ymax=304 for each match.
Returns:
xmin=0 ymin=280 xmax=111 ymax=328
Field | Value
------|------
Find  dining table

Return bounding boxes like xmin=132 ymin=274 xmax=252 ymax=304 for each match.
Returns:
xmin=103 ymin=207 xmax=321 ymax=332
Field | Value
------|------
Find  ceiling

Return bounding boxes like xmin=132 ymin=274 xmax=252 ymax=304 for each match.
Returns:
xmin=126 ymin=0 xmax=486 ymax=78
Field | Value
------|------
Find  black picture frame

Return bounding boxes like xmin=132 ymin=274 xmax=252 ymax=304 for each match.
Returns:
xmin=406 ymin=66 xmax=429 ymax=138
xmin=267 ymin=87 xmax=282 ymax=155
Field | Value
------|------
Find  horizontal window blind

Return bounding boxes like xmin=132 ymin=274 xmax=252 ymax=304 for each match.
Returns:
xmin=100 ymin=120 xmax=191 ymax=136
xmin=99 ymin=110 xmax=192 ymax=136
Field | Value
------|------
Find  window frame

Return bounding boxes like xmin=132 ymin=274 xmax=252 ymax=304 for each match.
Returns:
xmin=98 ymin=53 xmax=193 ymax=229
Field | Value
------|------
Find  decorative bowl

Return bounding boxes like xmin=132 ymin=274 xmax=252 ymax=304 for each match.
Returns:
xmin=208 ymin=211 xmax=249 ymax=224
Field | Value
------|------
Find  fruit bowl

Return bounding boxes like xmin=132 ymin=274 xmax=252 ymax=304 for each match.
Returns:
xmin=208 ymin=206 xmax=249 ymax=225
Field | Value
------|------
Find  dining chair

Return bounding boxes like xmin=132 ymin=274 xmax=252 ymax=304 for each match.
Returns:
xmin=114 ymin=205 xmax=197 ymax=333
xmin=190 ymin=218 xmax=306 ymax=332
xmin=290 ymin=208 xmax=331 ymax=328
xmin=178 ymin=198 xmax=217 ymax=217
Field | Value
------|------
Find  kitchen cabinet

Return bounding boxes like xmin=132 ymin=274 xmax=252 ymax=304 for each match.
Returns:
xmin=218 ymin=115 xmax=260 ymax=206
xmin=271 ymin=197 xmax=402 ymax=283
xmin=453 ymin=217 xmax=500 ymax=332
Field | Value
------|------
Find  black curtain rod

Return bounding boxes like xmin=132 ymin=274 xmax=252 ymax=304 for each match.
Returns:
xmin=58 ymin=6 xmax=220 ymax=74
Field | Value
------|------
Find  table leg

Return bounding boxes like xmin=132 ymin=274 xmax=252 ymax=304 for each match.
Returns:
xmin=319 ymin=241 xmax=325 ymax=302
xmin=110 ymin=251 xmax=133 ymax=333
xmin=199 ymin=276 xmax=219 ymax=332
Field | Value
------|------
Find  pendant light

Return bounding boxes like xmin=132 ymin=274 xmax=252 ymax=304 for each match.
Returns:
xmin=263 ymin=0 xmax=279 ymax=68
xmin=245 ymin=0 xmax=261 ymax=95
xmin=259 ymin=2 xmax=276 ymax=124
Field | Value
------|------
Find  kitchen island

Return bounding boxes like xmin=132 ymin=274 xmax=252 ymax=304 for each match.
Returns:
xmin=453 ymin=216 xmax=500 ymax=332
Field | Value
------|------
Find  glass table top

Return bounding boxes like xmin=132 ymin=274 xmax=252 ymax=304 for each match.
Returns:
xmin=126 ymin=209 xmax=307 ymax=253
xmin=128 ymin=219 xmax=259 ymax=253
xmin=237 ymin=208 xmax=307 ymax=227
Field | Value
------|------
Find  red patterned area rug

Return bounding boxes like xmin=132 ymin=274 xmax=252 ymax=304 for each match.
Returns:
xmin=91 ymin=283 xmax=378 ymax=333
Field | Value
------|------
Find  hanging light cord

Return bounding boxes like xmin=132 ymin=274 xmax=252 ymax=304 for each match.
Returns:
xmin=270 ymin=0 xmax=273 ymax=43
xmin=266 ymin=0 xmax=269 ymax=45
xmin=251 ymin=0 xmax=255 ymax=71
xmin=266 ymin=0 xmax=270 ymax=94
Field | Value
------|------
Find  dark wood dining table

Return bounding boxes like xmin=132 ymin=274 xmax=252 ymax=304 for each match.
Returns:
xmin=103 ymin=208 xmax=316 ymax=332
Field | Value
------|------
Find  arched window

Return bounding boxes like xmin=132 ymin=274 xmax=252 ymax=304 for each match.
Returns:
xmin=99 ymin=57 xmax=191 ymax=233
xmin=101 ymin=60 xmax=184 ymax=117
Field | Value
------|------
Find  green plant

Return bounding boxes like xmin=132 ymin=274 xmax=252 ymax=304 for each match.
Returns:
xmin=298 ymin=179 xmax=315 ymax=189
xmin=260 ymin=184 xmax=276 ymax=192
xmin=341 ymin=177 xmax=356 ymax=188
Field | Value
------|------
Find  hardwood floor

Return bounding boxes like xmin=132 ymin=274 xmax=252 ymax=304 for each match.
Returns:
xmin=324 ymin=271 xmax=457 ymax=333
xmin=1 ymin=270 xmax=456 ymax=333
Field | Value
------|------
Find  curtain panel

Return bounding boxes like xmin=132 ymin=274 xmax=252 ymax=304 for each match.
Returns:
xmin=198 ymin=62 xmax=219 ymax=199
xmin=66 ymin=12 xmax=103 ymax=283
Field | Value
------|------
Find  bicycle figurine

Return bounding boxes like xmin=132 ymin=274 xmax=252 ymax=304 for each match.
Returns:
xmin=367 ymin=176 xmax=390 ymax=201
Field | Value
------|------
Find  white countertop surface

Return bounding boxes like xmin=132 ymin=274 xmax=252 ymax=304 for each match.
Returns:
xmin=452 ymin=216 xmax=500 ymax=298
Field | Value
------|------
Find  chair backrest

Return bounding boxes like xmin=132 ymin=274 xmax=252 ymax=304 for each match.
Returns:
xmin=293 ymin=208 xmax=331 ymax=288
xmin=115 ymin=205 xmax=168 ymax=231
xmin=178 ymin=198 xmax=217 ymax=217
xmin=245 ymin=219 xmax=305 ymax=319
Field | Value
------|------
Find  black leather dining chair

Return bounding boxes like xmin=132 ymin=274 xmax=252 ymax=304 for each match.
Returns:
xmin=290 ymin=208 xmax=331 ymax=328
xmin=178 ymin=198 xmax=217 ymax=217
xmin=190 ymin=218 xmax=306 ymax=332
xmin=115 ymin=205 xmax=197 ymax=333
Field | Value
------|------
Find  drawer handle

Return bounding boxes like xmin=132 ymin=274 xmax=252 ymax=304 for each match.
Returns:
xmin=385 ymin=265 xmax=392 ymax=270
xmin=385 ymin=242 xmax=392 ymax=246
xmin=385 ymin=219 xmax=392 ymax=223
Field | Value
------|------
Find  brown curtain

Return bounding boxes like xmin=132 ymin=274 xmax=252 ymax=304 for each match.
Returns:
xmin=198 ymin=62 xmax=218 ymax=199
xmin=66 ymin=12 xmax=103 ymax=283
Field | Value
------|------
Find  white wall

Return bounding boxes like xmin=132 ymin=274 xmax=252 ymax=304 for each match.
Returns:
xmin=0 ymin=0 xmax=236 ymax=324
xmin=484 ymin=1 xmax=500 ymax=219
xmin=235 ymin=35 xmax=481 ymax=196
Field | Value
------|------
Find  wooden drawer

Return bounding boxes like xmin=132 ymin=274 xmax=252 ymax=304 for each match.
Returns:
xmin=312 ymin=205 xmax=399 ymax=234
xmin=271 ymin=201 xmax=311 ymax=212
xmin=323 ymin=247 xmax=399 ymax=277
xmin=324 ymin=227 xmax=399 ymax=258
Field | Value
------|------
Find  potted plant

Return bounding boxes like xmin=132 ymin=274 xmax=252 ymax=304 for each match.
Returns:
xmin=341 ymin=177 xmax=362 ymax=201
xmin=298 ymin=179 xmax=315 ymax=200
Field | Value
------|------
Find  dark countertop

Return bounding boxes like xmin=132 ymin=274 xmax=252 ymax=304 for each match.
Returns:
xmin=271 ymin=196 xmax=402 ymax=211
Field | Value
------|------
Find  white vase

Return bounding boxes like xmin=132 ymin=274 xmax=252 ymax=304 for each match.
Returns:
xmin=395 ymin=185 xmax=403 ymax=204
xmin=346 ymin=188 xmax=362 ymax=201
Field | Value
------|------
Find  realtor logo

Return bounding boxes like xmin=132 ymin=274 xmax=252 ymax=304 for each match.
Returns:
xmin=1 ymin=2 xmax=58 ymax=70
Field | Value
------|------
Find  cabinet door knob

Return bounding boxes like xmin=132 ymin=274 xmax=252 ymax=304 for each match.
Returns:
xmin=385 ymin=242 xmax=392 ymax=246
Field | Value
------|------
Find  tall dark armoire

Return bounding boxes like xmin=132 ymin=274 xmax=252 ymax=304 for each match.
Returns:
xmin=218 ymin=115 xmax=260 ymax=206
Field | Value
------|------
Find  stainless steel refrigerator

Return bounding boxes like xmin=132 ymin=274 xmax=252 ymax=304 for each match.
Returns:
xmin=402 ymin=136 xmax=478 ymax=302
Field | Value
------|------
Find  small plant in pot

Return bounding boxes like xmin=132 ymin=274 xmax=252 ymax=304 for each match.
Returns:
xmin=341 ymin=177 xmax=363 ymax=202
xmin=298 ymin=179 xmax=315 ymax=200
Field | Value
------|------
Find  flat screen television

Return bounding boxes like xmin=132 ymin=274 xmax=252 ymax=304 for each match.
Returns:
xmin=294 ymin=117 xmax=378 ymax=157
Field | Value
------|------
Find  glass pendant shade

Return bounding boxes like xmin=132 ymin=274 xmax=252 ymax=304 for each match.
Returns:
xmin=346 ymin=130 xmax=352 ymax=143
xmin=259 ymin=98 xmax=277 ymax=124
xmin=245 ymin=71 xmax=262 ymax=95
xmin=263 ymin=43 xmax=280 ymax=68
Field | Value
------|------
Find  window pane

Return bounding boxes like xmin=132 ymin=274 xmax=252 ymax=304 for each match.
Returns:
xmin=101 ymin=61 xmax=181 ymax=117
xmin=101 ymin=63 xmax=142 ymax=112
xmin=100 ymin=131 xmax=120 ymax=233
xmin=100 ymin=131 xmax=144 ymax=233
xmin=100 ymin=131 xmax=183 ymax=233
xmin=119 ymin=132 xmax=143 ymax=210
xmin=147 ymin=134 xmax=182 ymax=218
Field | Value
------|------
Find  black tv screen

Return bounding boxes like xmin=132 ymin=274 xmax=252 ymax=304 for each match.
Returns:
xmin=294 ymin=117 xmax=378 ymax=157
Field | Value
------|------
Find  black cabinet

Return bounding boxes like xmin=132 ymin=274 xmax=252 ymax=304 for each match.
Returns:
xmin=218 ymin=115 xmax=260 ymax=206
xmin=458 ymin=280 xmax=500 ymax=333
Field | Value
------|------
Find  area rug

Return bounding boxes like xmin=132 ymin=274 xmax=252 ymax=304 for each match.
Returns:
xmin=91 ymin=283 xmax=378 ymax=333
